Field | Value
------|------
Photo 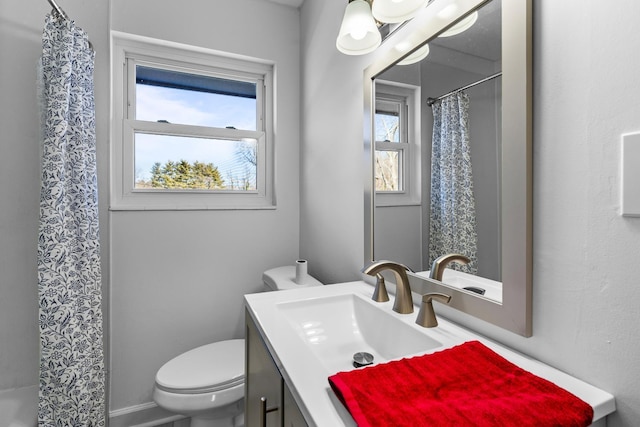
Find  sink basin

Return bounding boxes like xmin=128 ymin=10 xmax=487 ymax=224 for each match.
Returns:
xmin=277 ymin=293 xmax=441 ymax=372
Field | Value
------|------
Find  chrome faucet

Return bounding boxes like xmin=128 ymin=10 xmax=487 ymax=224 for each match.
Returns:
xmin=429 ymin=253 xmax=471 ymax=281
xmin=416 ymin=293 xmax=451 ymax=328
xmin=362 ymin=260 xmax=414 ymax=314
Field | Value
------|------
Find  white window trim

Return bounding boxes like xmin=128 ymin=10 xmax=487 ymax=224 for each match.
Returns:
xmin=374 ymin=80 xmax=421 ymax=207
xmin=110 ymin=31 xmax=275 ymax=210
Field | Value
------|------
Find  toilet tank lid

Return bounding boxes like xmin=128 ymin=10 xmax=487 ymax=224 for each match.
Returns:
xmin=155 ymin=339 xmax=244 ymax=393
xmin=262 ymin=266 xmax=323 ymax=291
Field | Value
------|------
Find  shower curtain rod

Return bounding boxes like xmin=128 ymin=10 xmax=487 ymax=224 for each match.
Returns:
xmin=45 ymin=0 xmax=94 ymax=50
xmin=47 ymin=0 xmax=69 ymax=20
xmin=427 ymin=72 xmax=503 ymax=106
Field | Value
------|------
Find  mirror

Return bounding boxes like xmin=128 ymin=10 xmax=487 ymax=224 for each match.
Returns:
xmin=364 ymin=0 xmax=532 ymax=336
xmin=375 ymin=1 xmax=502 ymax=296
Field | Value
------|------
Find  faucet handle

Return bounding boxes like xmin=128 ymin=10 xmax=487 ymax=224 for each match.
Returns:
xmin=415 ymin=292 xmax=451 ymax=328
xmin=371 ymin=273 xmax=390 ymax=302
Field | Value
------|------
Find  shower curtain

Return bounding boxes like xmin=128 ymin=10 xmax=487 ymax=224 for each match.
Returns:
xmin=429 ymin=91 xmax=478 ymax=274
xmin=37 ymin=13 xmax=105 ymax=426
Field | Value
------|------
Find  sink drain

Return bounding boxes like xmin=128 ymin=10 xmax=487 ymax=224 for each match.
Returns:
xmin=353 ymin=352 xmax=374 ymax=368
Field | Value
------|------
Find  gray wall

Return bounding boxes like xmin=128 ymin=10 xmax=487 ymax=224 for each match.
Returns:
xmin=109 ymin=0 xmax=301 ymax=415
xmin=300 ymin=1 xmax=640 ymax=426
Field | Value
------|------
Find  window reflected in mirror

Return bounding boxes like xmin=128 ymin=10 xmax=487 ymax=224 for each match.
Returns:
xmin=375 ymin=95 xmax=404 ymax=192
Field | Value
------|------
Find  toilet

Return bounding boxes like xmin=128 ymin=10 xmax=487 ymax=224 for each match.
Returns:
xmin=152 ymin=263 xmax=322 ymax=427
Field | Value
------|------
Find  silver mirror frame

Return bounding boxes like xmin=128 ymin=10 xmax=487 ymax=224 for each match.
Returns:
xmin=364 ymin=0 xmax=532 ymax=336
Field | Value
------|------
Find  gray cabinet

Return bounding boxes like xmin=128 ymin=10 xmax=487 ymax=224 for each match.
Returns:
xmin=245 ymin=310 xmax=308 ymax=427
xmin=283 ymin=383 xmax=308 ymax=427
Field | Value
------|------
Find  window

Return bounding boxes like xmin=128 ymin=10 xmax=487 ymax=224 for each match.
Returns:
xmin=374 ymin=81 xmax=421 ymax=206
xmin=111 ymin=33 xmax=274 ymax=210
xmin=375 ymin=96 xmax=406 ymax=192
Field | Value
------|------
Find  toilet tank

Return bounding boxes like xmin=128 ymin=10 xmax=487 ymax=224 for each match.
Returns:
xmin=262 ymin=264 xmax=323 ymax=291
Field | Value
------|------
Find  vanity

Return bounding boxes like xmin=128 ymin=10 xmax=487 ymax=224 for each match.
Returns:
xmin=244 ymin=281 xmax=615 ymax=426
xmin=245 ymin=307 xmax=308 ymax=427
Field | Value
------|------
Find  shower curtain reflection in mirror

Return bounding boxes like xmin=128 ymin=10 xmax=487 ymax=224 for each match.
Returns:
xmin=429 ymin=91 xmax=478 ymax=274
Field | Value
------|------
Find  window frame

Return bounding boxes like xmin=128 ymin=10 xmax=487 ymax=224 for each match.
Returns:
xmin=111 ymin=32 xmax=275 ymax=210
xmin=374 ymin=81 xmax=421 ymax=207
xmin=375 ymin=94 xmax=407 ymax=193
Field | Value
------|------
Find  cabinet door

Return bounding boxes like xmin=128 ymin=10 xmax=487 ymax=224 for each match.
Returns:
xmin=245 ymin=310 xmax=283 ymax=427
xmin=283 ymin=382 xmax=308 ymax=427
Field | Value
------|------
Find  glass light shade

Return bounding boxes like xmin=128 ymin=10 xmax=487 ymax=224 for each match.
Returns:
xmin=436 ymin=2 xmax=460 ymax=21
xmin=439 ymin=11 xmax=478 ymax=37
xmin=336 ymin=0 xmax=382 ymax=55
xmin=397 ymin=43 xmax=430 ymax=65
xmin=371 ymin=0 xmax=429 ymax=24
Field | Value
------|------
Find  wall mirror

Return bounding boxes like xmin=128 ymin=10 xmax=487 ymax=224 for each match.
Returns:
xmin=364 ymin=0 xmax=532 ymax=336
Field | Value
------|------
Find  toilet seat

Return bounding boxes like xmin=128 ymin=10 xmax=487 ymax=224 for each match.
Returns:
xmin=155 ymin=339 xmax=245 ymax=395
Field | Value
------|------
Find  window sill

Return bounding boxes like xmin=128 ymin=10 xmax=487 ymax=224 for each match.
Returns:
xmin=110 ymin=190 xmax=275 ymax=211
xmin=109 ymin=205 xmax=277 ymax=211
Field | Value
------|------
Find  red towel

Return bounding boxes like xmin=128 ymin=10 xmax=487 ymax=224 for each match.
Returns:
xmin=328 ymin=341 xmax=593 ymax=427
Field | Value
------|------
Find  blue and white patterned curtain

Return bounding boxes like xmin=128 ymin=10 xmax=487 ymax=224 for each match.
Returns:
xmin=37 ymin=13 xmax=105 ymax=426
xmin=429 ymin=91 xmax=478 ymax=274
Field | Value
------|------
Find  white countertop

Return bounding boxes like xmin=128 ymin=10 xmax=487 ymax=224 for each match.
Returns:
xmin=244 ymin=281 xmax=616 ymax=427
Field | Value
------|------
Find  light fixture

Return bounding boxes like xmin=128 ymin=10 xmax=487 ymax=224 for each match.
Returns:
xmin=336 ymin=0 xmax=382 ymax=55
xmin=396 ymin=43 xmax=430 ymax=65
xmin=371 ymin=0 xmax=429 ymax=24
xmin=336 ymin=0 xmax=478 ymax=56
xmin=439 ymin=11 xmax=478 ymax=37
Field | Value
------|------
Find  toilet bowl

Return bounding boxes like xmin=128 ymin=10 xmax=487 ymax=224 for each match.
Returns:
xmin=153 ymin=264 xmax=322 ymax=427
xmin=153 ymin=339 xmax=245 ymax=427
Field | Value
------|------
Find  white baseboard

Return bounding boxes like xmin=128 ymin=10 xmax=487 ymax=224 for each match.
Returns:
xmin=109 ymin=401 xmax=187 ymax=427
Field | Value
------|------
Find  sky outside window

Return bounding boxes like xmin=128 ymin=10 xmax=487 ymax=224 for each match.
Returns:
xmin=134 ymin=68 xmax=258 ymax=190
